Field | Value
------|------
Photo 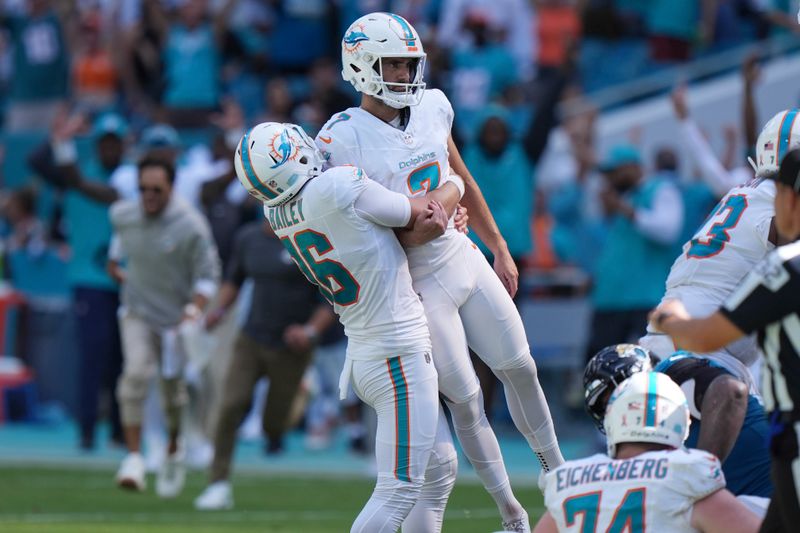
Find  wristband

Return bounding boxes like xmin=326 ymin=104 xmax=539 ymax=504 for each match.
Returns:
xmin=446 ymin=173 xmax=466 ymax=199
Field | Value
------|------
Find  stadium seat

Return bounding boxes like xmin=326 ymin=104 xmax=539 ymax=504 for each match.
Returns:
xmin=521 ymin=297 xmax=591 ymax=369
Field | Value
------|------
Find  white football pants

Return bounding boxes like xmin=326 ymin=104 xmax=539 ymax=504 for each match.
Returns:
xmin=349 ymin=352 xmax=454 ymax=533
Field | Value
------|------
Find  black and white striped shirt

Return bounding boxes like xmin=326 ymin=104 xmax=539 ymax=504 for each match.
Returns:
xmin=721 ymin=240 xmax=800 ymax=419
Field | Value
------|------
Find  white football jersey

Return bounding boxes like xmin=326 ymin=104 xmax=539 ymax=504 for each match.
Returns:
xmin=316 ymin=88 xmax=471 ymax=277
xmin=542 ymin=449 xmax=725 ymax=533
xmin=648 ymin=180 xmax=775 ymax=368
xmin=266 ymin=166 xmax=430 ymax=361
xmin=664 ymin=178 xmax=775 ymax=307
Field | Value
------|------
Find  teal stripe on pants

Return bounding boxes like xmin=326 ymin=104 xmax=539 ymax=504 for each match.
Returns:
xmin=388 ymin=356 xmax=410 ymax=482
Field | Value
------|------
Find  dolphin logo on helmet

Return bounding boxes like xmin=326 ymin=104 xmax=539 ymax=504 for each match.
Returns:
xmin=269 ymin=129 xmax=298 ymax=169
xmin=343 ymin=28 xmax=369 ymax=52
xmin=340 ymin=12 xmax=427 ymax=109
xmin=235 ymin=122 xmax=324 ymax=207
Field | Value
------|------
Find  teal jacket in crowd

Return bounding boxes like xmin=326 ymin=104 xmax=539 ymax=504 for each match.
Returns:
xmin=65 ymin=159 xmax=118 ymax=290
xmin=462 ymin=63 xmax=572 ymax=259
xmin=464 ymin=108 xmax=535 ymax=259
xmin=6 ymin=12 xmax=69 ymax=102
xmin=592 ymin=177 xmax=681 ymax=310
xmin=163 ymin=23 xmax=221 ymax=108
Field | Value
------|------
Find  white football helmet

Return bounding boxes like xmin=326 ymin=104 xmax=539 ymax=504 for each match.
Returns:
xmin=750 ymin=109 xmax=800 ymax=178
xmin=604 ymin=372 xmax=691 ymax=458
xmin=234 ymin=122 xmax=324 ymax=207
xmin=341 ymin=12 xmax=426 ymax=109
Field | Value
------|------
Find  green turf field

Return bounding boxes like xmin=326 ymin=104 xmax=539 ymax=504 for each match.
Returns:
xmin=0 ymin=466 xmax=545 ymax=532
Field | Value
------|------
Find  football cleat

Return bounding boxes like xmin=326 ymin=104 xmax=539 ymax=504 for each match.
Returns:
xmin=501 ymin=510 xmax=531 ymax=533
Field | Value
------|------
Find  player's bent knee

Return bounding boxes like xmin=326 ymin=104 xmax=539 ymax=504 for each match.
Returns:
xmin=438 ymin=375 xmax=481 ymax=406
xmin=443 ymin=388 xmax=484 ymax=422
xmin=116 ymin=374 xmax=149 ymax=404
xmin=493 ymin=351 xmax=537 ymax=373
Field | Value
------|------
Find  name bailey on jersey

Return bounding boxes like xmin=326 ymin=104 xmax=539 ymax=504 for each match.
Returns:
xmin=267 ymin=198 xmax=306 ymax=231
xmin=398 ymin=151 xmax=437 ymax=169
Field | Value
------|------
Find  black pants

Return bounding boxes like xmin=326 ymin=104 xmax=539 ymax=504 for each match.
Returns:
xmin=74 ymin=287 xmax=123 ymax=446
xmin=760 ymin=421 xmax=800 ymax=532
xmin=585 ymin=308 xmax=650 ymax=363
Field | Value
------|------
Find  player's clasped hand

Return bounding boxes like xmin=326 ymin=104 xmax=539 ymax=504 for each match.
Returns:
xmin=408 ymin=200 xmax=448 ymax=242
xmin=454 ymin=204 xmax=469 ymax=234
xmin=425 ymin=200 xmax=449 ymax=235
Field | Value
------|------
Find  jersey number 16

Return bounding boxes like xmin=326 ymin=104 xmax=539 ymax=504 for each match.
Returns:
xmin=280 ymin=230 xmax=361 ymax=306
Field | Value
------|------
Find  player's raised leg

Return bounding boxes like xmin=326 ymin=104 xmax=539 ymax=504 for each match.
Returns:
xmin=459 ymin=245 xmax=564 ymax=474
xmin=414 ymin=270 xmax=528 ymax=527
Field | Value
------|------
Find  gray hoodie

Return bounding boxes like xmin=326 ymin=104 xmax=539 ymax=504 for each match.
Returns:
xmin=110 ymin=196 xmax=220 ymax=328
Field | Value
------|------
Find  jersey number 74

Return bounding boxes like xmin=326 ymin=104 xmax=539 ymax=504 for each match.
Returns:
xmin=563 ymin=487 xmax=645 ymax=532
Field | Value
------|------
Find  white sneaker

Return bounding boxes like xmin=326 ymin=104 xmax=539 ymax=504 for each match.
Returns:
xmin=116 ymin=452 xmax=146 ymax=492
xmin=185 ymin=437 xmax=214 ymax=470
xmin=501 ymin=511 xmax=531 ymax=533
xmin=156 ymin=449 xmax=186 ymax=498
xmin=194 ymin=481 xmax=234 ymax=510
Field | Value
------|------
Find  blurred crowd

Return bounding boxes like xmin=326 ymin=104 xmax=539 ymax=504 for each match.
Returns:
xmin=0 ymin=0 xmax=795 ymax=133
xmin=0 ymin=0 xmax=796 ymax=468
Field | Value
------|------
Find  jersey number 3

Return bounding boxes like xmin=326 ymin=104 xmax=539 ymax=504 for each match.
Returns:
xmin=280 ymin=230 xmax=361 ymax=306
xmin=686 ymin=194 xmax=748 ymax=259
xmin=563 ymin=488 xmax=645 ymax=533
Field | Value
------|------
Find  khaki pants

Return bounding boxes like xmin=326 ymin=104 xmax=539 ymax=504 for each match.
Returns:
xmin=116 ymin=311 xmax=187 ymax=433
xmin=210 ymin=331 xmax=313 ymax=482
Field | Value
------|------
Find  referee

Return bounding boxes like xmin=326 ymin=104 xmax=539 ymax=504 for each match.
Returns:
xmin=649 ymin=147 xmax=800 ymax=532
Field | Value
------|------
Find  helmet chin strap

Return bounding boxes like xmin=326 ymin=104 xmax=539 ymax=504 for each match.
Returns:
xmin=747 ymin=156 xmax=758 ymax=174
xmin=378 ymin=93 xmax=409 ymax=110
xmin=377 ymin=85 xmax=425 ymax=109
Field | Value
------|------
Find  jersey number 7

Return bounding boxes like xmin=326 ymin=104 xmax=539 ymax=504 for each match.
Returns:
xmin=563 ymin=487 xmax=645 ymax=532
xmin=280 ymin=230 xmax=361 ymax=306
xmin=407 ymin=162 xmax=441 ymax=194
